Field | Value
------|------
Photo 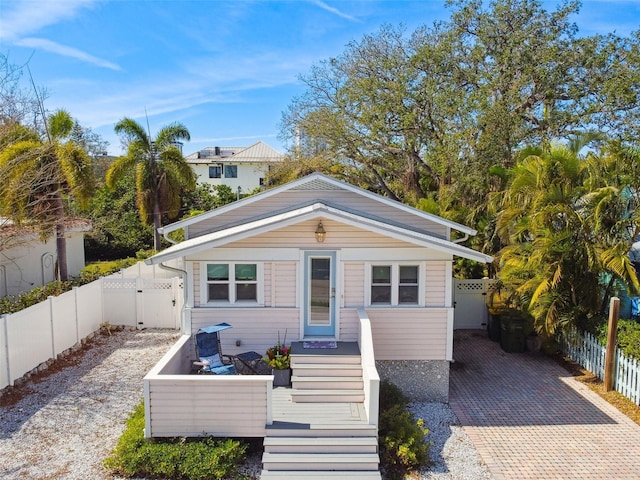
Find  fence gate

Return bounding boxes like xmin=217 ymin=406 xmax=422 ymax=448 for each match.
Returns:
xmin=102 ymin=277 xmax=181 ymax=329
xmin=139 ymin=278 xmax=180 ymax=329
xmin=453 ymin=279 xmax=496 ymax=329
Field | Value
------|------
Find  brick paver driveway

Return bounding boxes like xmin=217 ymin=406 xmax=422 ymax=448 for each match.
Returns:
xmin=449 ymin=330 xmax=640 ymax=480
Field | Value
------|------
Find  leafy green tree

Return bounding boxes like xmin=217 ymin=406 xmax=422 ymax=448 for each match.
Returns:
xmin=281 ymin=0 xmax=640 ymax=261
xmin=81 ymin=173 xmax=154 ymax=261
xmin=107 ymin=118 xmax=196 ymax=250
xmin=0 ymin=110 xmax=95 ymax=280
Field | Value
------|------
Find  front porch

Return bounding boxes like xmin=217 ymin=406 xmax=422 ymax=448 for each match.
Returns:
xmin=143 ymin=312 xmax=381 ymax=477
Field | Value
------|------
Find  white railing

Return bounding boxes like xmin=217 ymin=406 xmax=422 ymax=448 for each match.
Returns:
xmin=143 ymin=335 xmax=273 ymax=438
xmin=562 ymin=327 xmax=640 ymax=405
xmin=0 ymin=264 xmax=181 ymax=390
xmin=357 ymin=308 xmax=380 ymax=426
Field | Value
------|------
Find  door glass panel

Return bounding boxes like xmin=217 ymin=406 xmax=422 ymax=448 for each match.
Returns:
xmin=309 ymin=258 xmax=330 ymax=325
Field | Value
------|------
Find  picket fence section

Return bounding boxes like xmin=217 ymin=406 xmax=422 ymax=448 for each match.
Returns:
xmin=562 ymin=327 xmax=640 ymax=405
xmin=0 ymin=262 xmax=182 ymax=390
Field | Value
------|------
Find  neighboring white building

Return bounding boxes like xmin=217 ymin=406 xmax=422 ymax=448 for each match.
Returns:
xmin=0 ymin=218 xmax=91 ymax=297
xmin=185 ymin=141 xmax=284 ymax=194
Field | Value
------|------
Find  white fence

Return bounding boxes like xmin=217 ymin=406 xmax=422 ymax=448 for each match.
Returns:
xmin=0 ymin=262 xmax=182 ymax=390
xmin=562 ymin=327 xmax=640 ymax=405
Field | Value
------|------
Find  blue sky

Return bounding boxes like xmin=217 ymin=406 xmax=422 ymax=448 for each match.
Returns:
xmin=1 ymin=0 xmax=639 ymax=157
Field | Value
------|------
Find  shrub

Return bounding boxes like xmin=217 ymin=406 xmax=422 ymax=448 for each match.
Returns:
xmin=0 ymin=255 xmax=142 ymax=315
xmin=580 ymin=315 xmax=640 ymax=359
xmin=379 ymin=405 xmax=430 ymax=477
xmin=378 ymin=380 xmax=431 ymax=479
xmin=379 ymin=379 xmax=409 ymax=411
xmin=104 ymin=402 xmax=248 ymax=480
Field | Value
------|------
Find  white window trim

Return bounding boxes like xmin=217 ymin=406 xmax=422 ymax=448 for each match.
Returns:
xmin=200 ymin=262 xmax=264 ymax=306
xmin=364 ymin=262 xmax=425 ymax=307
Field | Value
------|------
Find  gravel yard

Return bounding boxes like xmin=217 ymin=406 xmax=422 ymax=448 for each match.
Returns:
xmin=0 ymin=329 xmax=492 ymax=480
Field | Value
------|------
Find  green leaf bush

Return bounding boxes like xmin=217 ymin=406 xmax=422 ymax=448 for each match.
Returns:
xmin=103 ymin=402 xmax=248 ymax=480
xmin=0 ymin=255 xmax=145 ymax=315
xmin=581 ymin=315 xmax=640 ymax=359
xmin=378 ymin=380 xmax=432 ymax=479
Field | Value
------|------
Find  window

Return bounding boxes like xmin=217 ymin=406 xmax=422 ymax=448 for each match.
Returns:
xmin=209 ymin=165 xmax=222 ymax=178
xmin=399 ymin=266 xmax=419 ymax=304
xmin=369 ymin=264 xmax=421 ymax=306
xmin=371 ymin=266 xmax=391 ymax=304
xmin=203 ymin=263 xmax=260 ymax=304
xmin=224 ymin=165 xmax=237 ymax=178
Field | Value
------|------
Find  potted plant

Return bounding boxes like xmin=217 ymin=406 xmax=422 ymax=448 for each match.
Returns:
xmin=264 ymin=331 xmax=291 ymax=387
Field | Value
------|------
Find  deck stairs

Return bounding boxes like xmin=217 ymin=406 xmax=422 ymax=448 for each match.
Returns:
xmin=289 ymin=343 xmax=365 ymax=403
xmin=261 ymin=343 xmax=381 ymax=479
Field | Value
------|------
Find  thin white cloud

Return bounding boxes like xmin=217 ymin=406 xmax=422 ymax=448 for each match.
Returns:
xmin=15 ymin=37 xmax=121 ymax=71
xmin=0 ymin=0 xmax=99 ymax=40
xmin=309 ymin=0 xmax=360 ymax=22
xmin=1 ymin=0 xmax=119 ymax=70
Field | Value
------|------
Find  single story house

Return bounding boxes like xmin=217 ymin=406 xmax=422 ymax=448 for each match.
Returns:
xmin=0 ymin=218 xmax=91 ymax=298
xmin=185 ymin=141 xmax=284 ymax=194
xmin=141 ymin=172 xmax=492 ymax=476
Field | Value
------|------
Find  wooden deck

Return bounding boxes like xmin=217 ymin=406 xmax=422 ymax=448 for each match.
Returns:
xmin=271 ymin=386 xmax=368 ymax=426
xmin=290 ymin=341 xmax=361 ymax=356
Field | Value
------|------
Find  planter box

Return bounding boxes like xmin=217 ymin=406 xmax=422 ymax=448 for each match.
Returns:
xmin=272 ymin=368 xmax=291 ymax=387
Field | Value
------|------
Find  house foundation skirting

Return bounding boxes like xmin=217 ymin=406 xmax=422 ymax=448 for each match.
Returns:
xmin=375 ymin=360 xmax=449 ymax=402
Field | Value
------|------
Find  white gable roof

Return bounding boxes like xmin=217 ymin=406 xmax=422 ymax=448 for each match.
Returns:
xmin=146 ymin=201 xmax=493 ymax=265
xmin=160 ymin=172 xmax=477 ymax=237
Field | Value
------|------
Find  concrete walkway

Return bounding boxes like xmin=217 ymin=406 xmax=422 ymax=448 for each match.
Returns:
xmin=449 ymin=330 xmax=640 ymax=480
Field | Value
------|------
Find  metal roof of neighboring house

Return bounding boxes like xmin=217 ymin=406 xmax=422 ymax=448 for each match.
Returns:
xmin=185 ymin=141 xmax=284 ymax=164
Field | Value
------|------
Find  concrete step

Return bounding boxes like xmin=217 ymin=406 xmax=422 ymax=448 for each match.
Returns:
xmin=260 ymin=470 xmax=382 ymax=479
xmin=291 ymin=363 xmax=363 ymax=377
xmin=262 ymin=452 xmax=379 ymax=471
xmin=290 ymin=354 xmax=361 ymax=366
xmin=290 ymin=388 xmax=365 ymax=403
xmin=291 ymin=375 xmax=364 ymax=390
xmin=263 ymin=436 xmax=378 ymax=454
xmin=266 ymin=422 xmax=377 ymax=438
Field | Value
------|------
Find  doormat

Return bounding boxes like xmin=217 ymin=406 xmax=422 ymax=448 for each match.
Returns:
xmin=303 ymin=341 xmax=337 ymax=349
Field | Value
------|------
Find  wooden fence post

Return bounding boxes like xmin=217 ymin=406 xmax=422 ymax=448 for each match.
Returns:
xmin=604 ymin=297 xmax=620 ymax=392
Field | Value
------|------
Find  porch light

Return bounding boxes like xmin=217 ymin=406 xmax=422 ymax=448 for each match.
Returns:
xmin=315 ymin=221 xmax=326 ymax=243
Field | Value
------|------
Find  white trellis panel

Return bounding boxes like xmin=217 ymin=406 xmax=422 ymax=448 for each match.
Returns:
xmin=453 ymin=279 xmax=496 ymax=329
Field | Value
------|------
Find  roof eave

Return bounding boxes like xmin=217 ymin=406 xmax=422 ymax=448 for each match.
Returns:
xmin=146 ymin=202 xmax=493 ymax=265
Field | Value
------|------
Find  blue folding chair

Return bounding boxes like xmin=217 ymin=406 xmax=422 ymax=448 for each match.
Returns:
xmin=194 ymin=323 xmax=237 ymax=375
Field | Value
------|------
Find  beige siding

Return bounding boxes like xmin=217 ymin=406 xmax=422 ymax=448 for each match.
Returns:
xmin=193 ymin=262 xmax=200 ymax=307
xmin=228 ymin=219 xmax=412 ymax=249
xmin=148 ymin=377 xmax=269 ymax=437
xmin=273 ymin=262 xmax=297 ymax=307
xmin=339 ymin=308 xmax=359 ymax=341
xmin=367 ymin=308 xmax=448 ymax=360
xmin=188 ymin=189 xmax=448 ymax=239
xmin=264 ymin=262 xmax=272 ymax=307
xmin=191 ymin=308 xmax=300 ymax=354
xmin=344 ymin=262 xmax=364 ymax=307
xmin=425 ymin=261 xmax=446 ymax=306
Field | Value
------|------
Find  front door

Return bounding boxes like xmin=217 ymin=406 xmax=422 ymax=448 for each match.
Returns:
xmin=303 ymin=251 xmax=336 ymax=337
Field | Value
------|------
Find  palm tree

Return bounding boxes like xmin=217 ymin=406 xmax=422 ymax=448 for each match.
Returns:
xmin=107 ymin=118 xmax=195 ymax=250
xmin=0 ymin=110 xmax=95 ymax=281
xmin=496 ymin=140 xmax=640 ymax=335
xmin=495 ymin=144 xmax=600 ymax=335
xmin=581 ymin=142 xmax=640 ymax=310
